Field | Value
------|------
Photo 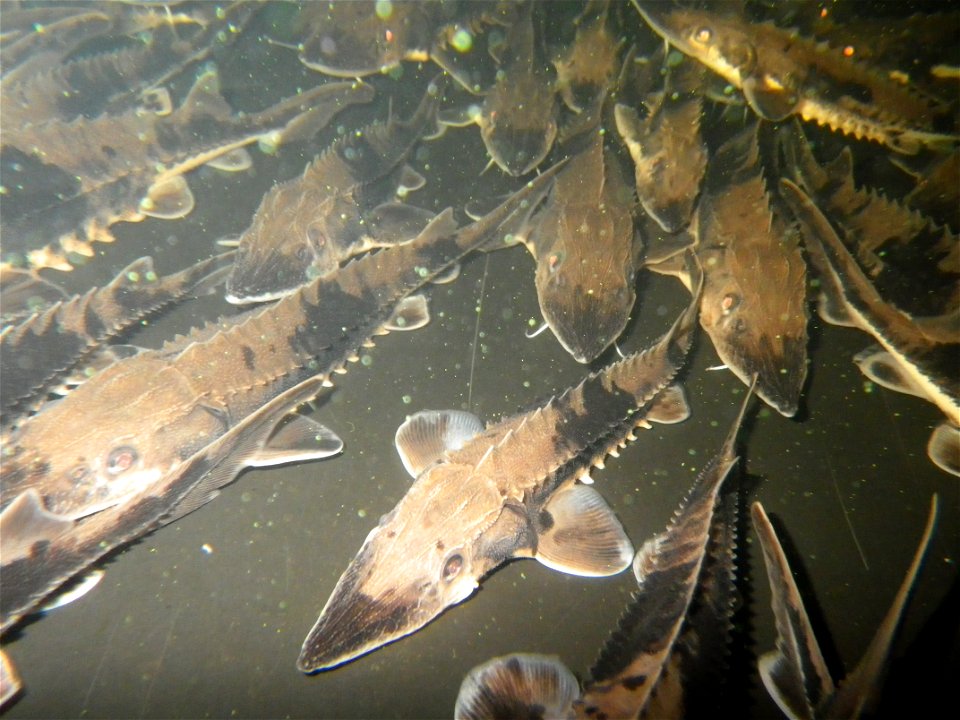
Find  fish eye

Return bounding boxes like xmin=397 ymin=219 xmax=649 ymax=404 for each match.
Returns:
xmin=693 ymin=26 xmax=712 ymax=44
xmin=721 ymin=293 xmax=740 ymax=315
xmin=305 ymin=225 xmax=325 ymax=249
xmin=442 ymin=553 xmax=463 ymax=582
xmin=107 ymin=446 xmax=138 ymax=475
xmin=68 ymin=464 xmax=90 ymax=482
xmin=548 ymin=251 xmax=565 ymax=274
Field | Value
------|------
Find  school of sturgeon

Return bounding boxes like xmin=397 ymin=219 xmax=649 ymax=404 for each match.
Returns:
xmin=0 ymin=1 xmax=957 ymax=716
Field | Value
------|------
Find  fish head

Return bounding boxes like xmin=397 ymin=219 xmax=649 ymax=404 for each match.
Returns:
xmin=481 ymin=78 xmax=558 ymax=177
xmin=1 ymin=359 xmax=220 ymax=521
xmin=534 ymin=198 xmax=636 ymax=364
xmin=299 ymin=463 xmax=530 ymax=671
xmin=633 ymin=3 xmax=756 ymax=87
xmin=226 ymin=180 xmax=343 ymax=303
xmin=699 ymin=253 xmax=808 ymax=417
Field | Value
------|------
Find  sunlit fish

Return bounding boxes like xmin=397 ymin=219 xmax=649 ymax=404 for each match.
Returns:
xmin=225 ymin=79 xmax=443 ymax=304
xmin=780 ymin=179 xmax=960 ymax=476
xmin=752 ymin=495 xmax=938 ymax=719
xmin=454 ymin=381 xmax=752 ymax=720
xmin=0 ymin=165 xmax=565 ymax=703
xmin=297 ymin=255 xmax=701 ymax=672
xmin=632 ymin=1 xmax=958 ymax=154
xmin=1 ymin=70 xmax=372 ymax=272
xmin=1 ymin=253 xmax=230 ymax=421
xmin=649 ymin=124 xmax=808 ymax=417
xmin=440 ymin=1 xmax=558 ymax=176
xmin=519 ymin=130 xmax=638 ymax=363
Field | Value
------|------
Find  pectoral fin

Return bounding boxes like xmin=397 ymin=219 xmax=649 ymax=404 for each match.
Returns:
xmin=854 ymin=346 xmax=927 ymax=399
xmin=742 ymin=76 xmax=798 ymax=121
xmin=454 ymin=654 xmax=580 ymax=720
xmin=535 ymin=484 xmax=634 ymax=577
xmin=439 ymin=104 xmax=483 ymax=128
xmin=206 ymin=148 xmax=253 ymax=172
xmin=0 ymin=489 xmax=75 ymax=564
xmin=928 ymin=423 xmax=960 ymax=477
xmin=385 ymin=294 xmax=430 ymax=331
xmin=646 ymin=384 xmax=691 ymax=425
xmin=1 ymin=650 xmax=21 ymax=708
xmin=394 ymin=409 xmax=485 ymax=478
xmin=367 ymin=203 xmax=436 ymax=245
xmin=141 ymin=176 xmax=195 ymax=219
xmin=245 ymin=414 xmax=343 ymax=467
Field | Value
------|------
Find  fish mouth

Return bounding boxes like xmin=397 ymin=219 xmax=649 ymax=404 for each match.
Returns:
xmin=297 ymin=583 xmax=422 ymax=673
xmin=715 ymin=332 xmax=808 ymax=417
xmin=297 ymin=542 xmax=434 ymax=673
xmin=540 ymin=289 xmax=634 ymax=364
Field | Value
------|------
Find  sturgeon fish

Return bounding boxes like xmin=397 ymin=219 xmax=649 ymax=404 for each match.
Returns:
xmin=648 ymin=124 xmax=808 ymax=417
xmin=632 ymin=1 xmax=958 ymax=155
xmin=520 ymin=129 xmax=638 ymax=363
xmin=753 ymin=495 xmax=939 ymax=719
xmin=453 ymin=379 xmax=752 ymax=720
xmin=1 ymin=252 xmax=231 ymax=421
xmin=297 ymin=253 xmax=702 ymax=672
xmin=1 ymin=70 xmax=373 ymax=272
xmin=780 ymin=179 xmax=959 ymax=476
xmin=0 ymin=162 xmax=564 ymax=704
xmin=440 ymin=0 xmax=558 ymax=176
xmin=225 ymin=79 xmax=443 ymax=304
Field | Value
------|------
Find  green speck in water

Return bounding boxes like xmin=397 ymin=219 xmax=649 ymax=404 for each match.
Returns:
xmin=402 ymin=395 xmax=412 ymax=404
xmin=361 ymin=355 xmax=373 ymax=367
xmin=451 ymin=28 xmax=473 ymax=53
xmin=375 ymin=0 xmax=393 ymax=20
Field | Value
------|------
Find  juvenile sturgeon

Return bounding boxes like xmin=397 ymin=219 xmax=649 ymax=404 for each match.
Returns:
xmin=0 ymin=163 xmax=564 ymax=704
xmin=780 ymin=178 xmax=959 ymax=476
xmin=520 ymin=130 xmax=638 ymax=363
xmin=454 ymin=380 xmax=753 ymax=720
xmin=632 ymin=1 xmax=958 ymax=155
xmin=1 ymin=70 xmax=373 ymax=272
xmin=297 ymin=253 xmax=702 ymax=672
xmin=753 ymin=495 xmax=939 ymax=719
xmin=1 ymin=252 xmax=231 ymax=421
xmin=225 ymin=79 xmax=443 ymax=304
xmin=649 ymin=124 xmax=808 ymax=417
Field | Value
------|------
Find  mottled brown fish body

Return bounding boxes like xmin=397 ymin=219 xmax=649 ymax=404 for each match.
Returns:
xmin=633 ymin=1 xmax=957 ymax=154
xmin=694 ymin=125 xmax=808 ymax=417
xmin=528 ymin=132 xmax=637 ymax=362
xmin=2 ymin=74 xmax=372 ymax=271
xmin=297 ymin=256 xmax=700 ymax=672
xmin=226 ymin=81 xmax=442 ymax=303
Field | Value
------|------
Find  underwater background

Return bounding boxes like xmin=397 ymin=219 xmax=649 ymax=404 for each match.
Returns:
xmin=1 ymin=1 xmax=957 ymax=717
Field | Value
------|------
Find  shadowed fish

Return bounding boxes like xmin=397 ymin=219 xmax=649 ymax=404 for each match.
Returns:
xmin=752 ymin=495 xmax=939 ymax=719
xmin=297 ymin=254 xmax=702 ymax=672
xmin=454 ymin=380 xmax=753 ymax=720
xmin=1 ymin=253 xmax=231 ymax=421
xmin=294 ymin=1 xmax=509 ymax=80
xmin=0 ymin=163 xmax=565 ymax=701
xmin=1 ymin=70 xmax=373 ymax=272
xmin=225 ymin=79 xmax=443 ymax=304
xmin=615 ymin=46 xmax=708 ymax=233
xmin=632 ymin=1 xmax=958 ymax=154
xmin=440 ymin=1 xmax=558 ymax=176
xmin=552 ymin=0 xmax=623 ymax=142
xmin=780 ymin=178 xmax=960 ymax=476
xmin=648 ymin=123 xmax=808 ymax=417
xmin=521 ymin=130 xmax=638 ymax=363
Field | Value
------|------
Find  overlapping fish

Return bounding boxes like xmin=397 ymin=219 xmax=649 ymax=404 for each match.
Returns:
xmin=0 ymin=164 xmax=564 ymax=702
xmin=632 ymin=0 xmax=958 ymax=154
xmin=453 ymin=380 xmax=752 ymax=719
xmin=297 ymin=253 xmax=701 ymax=672
xmin=2 ymin=70 xmax=372 ymax=271
xmin=225 ymin=79 xmax=443 ymax=304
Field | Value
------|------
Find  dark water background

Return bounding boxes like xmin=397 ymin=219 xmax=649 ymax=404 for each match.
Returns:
xmin=2 ymin=2 xmax=958 ymax=717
